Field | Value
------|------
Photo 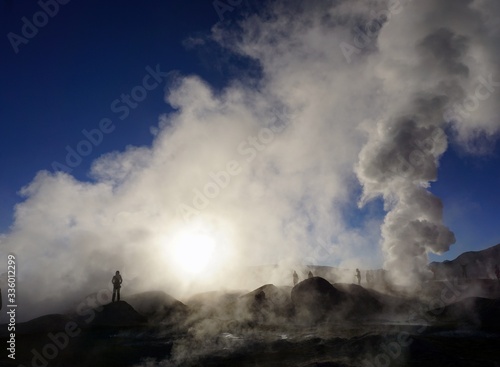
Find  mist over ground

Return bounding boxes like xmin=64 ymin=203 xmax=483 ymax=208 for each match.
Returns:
xmin=1 ymin=0 xmax=500 ymax=323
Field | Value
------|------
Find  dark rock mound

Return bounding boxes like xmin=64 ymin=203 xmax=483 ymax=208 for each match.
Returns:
xmin=291 ymin=277 xmax=344 ymax=322
xmin=429 ymin=297 xmax=500 ymax=329
xmin=0 ymin=314 xmax=76 ymax=336
xmin=242 ymin=284 xmax=291 ymax=305
xmin=127 ymin=291 xmax=188 ymax=324
xmin=291 ymin=278 xmax=384 ymax=322
xmin=332 ymin=283 xmax=383 ymax=317
xmin=238 ymin=284 xmax=294 ymax=322
xmin=88 ymin=301 xmax=147 ymax=327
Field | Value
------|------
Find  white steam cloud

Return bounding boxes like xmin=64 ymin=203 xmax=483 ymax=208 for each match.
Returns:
xmin=356 ymin=0 xmax=500 ymax=286
xmin=1 ymin=0 xmax=499 ymax=319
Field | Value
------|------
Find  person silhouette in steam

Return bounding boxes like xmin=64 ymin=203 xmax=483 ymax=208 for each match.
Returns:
xmin=293 ymin=270 xmax=299 ymax=286
xmin=356 ymin=268 xmax=361 ymax=285
xmin=112 ymin=270 xmax=122 ymax=302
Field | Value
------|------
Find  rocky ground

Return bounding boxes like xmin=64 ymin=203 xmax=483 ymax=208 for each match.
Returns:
xmin=1 ymin=277 xmax=500 ymax=367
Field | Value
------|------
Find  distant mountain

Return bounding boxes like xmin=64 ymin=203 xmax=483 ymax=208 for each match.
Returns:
xmin=430 ymin=243 xmax=500 ymax=280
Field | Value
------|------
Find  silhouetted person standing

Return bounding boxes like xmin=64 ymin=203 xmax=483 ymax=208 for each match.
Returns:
xmin=112 ymin=271 xmax=122 ymax=302
xmin=356 ymin=268 xmax=361 ymax=285
xmin=293 ymin=270 xmax=299 ymax=286
xmin=308 ymin=271 xmax=313 ymax=279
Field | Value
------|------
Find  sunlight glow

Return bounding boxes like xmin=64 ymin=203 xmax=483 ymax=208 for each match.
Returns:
xmin=172 ymin=232 xmax=216 ymax=275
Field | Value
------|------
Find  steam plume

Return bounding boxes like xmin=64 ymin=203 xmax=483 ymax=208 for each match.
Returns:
xmin=356 ymin=0 xmax=500 ymax=286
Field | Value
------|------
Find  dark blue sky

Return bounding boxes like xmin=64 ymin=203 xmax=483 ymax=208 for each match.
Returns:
xmin=0 ymin=0 xmax=235 ymax=228
xmin=1 ymin=0 xmax=499 ymax=262
xmin=428 ymin=140 xmax=500 ymax=261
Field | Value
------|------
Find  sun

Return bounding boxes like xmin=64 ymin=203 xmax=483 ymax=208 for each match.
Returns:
xmin=171 ymin=231 xmax=216 ymax=275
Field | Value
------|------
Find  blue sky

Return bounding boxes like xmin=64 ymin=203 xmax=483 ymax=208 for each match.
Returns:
xmin=1 ymin=0 xmax=499 ymax=277
xmin=0 ymin=0 xmax=227 ymax=228
xmin=429 ymin=139 xmax=500 ymax=261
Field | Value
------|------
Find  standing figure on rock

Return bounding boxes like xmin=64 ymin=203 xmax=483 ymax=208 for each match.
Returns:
xmin=293 ymin=270 xmax=299 ymax=286
xmin=112 ymin=270 xmax=122 ymax=302
xmin=356 ymin=268 xmax=361 ymax=285
xmin=308 ymin=270 xmax=314 ymax=279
